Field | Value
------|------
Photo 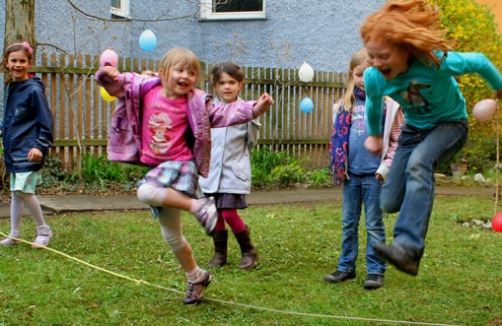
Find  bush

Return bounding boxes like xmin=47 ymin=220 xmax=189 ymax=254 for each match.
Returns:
xmin=430 ymin=0 xmax=502 ymax=173
xmin=251 ymin=147 xmax=332 ymax=189
xmin=41 ymin=153 xmax=148 ymax=194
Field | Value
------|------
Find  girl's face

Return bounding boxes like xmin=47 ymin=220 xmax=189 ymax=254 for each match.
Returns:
xmin=365 ymin=40 xmax=411 ymax=80
xmin=160 ymin=63 xmax=197 ymax=98
xmin=5 ymin=50 xmax=31 ymax=82
xmin=352 ymin=62 xmax=369 ymax=91
xmin=214 ymin=72 xmax=243 ymax=104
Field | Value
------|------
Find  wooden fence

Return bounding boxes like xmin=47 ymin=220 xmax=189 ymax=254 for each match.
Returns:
xmin=30 ymin=53 xmax=347 ymax=172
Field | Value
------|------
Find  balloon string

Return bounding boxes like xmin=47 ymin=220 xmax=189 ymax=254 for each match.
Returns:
xmin=495 ymin=98 xmax=500 ymax=214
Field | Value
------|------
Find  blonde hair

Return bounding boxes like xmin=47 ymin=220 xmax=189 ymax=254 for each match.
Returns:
xmin=340 ymin=48 xmax=368 ymax=112
xmin=158 ymin=48 xmax=200 ymax=83
xmin=360 ymin=0 xmax=456 ymax=68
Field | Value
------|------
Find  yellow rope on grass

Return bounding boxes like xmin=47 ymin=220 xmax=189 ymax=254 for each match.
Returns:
xmin=0 ymin=231 xmax=459 ymax=326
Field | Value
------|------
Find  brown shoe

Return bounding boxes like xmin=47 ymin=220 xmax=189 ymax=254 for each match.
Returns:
xmin=234 ymin=228 xmax=258 ymax=270
xmin=207 ymin=230 xmax=228 ymax=268
xmin=373 ymin=242 xmax=420 ymax=276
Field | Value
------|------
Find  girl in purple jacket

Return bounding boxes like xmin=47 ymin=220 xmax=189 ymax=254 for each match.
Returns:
xmin=96 ymin=48 xmax=273 ymax=305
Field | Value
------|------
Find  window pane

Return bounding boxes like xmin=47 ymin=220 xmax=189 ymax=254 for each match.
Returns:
xmin=111 ymin=0 xmax=121 ymax=9
xmin=214 ymin=0 xmax=263 ymax=12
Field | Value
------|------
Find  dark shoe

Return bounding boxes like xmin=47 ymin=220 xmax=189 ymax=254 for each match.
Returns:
xmin=207 ymin=230 xmax=228 ymax=268
xmin=234 ymin=228 xmax=258 ymax=270
xmin=182 ymin=271 xmax=212 ymax=306
xmin=194 ymin=197 xmax=218 ymax=236
xmin=363 ymin=274 xmax=384 ymax=290
xmin=324 ymin=270 xmax=356 ymax=283
xmin=373 ymin=242 xmax=420 ymax=276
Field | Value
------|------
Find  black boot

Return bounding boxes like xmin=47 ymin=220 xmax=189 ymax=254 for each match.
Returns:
xmin=207 ymin=230 xmax=228 ymax=268
xmin=234 ymin=227 xmax=258 ymax=270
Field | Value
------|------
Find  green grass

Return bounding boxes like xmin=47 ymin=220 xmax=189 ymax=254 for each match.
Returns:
xmin=0 ymin=195 xmax=501 ymax=325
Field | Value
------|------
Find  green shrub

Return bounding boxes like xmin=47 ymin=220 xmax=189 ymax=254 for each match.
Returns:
xmin=251 ymin=147 xmax=332 ymax=188
xmin=430 ymin=0 xmax=502 ymax=173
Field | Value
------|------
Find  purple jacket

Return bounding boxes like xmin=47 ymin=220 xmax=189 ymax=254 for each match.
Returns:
xmin=95 ymin=70 xmax=257 ymax=177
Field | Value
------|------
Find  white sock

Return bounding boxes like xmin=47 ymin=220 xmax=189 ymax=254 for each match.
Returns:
xmin=186 ymin=266 xmax=204 ymax=282
xmin=9 ymin=191 xmax=24 ymax=237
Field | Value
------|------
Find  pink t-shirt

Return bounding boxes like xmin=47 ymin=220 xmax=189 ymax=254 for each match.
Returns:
xmin=140 ymin=85 xmax=194 ymax=166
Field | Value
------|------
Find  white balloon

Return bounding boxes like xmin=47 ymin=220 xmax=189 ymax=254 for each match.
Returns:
xmin=473 ymin=99 xmax=497 ymax=122
xmin=299 ymin=62 xmax=314 ymax=82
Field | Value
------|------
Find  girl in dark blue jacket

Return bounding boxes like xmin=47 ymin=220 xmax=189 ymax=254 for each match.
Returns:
xmin=0 ymin=42 xmax=54 ymax=248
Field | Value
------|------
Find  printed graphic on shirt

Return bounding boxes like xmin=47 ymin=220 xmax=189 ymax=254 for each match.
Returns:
xmin=148 ymin=111 xmax=173 ymax=155
xmin=400 ymin=80 xmax=431 ymax=113
xmin=350 ymin=104 xmax=367 ymax=138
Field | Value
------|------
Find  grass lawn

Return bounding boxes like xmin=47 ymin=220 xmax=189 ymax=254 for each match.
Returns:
xmin=0 ymin=195 xmax=500 ymax=325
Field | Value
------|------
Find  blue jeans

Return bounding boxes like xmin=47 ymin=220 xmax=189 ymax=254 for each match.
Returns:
xmin=381 ymin=120 xmax=468 ymax=257
xmin=338 ymin=173 xmax=386 ymax=275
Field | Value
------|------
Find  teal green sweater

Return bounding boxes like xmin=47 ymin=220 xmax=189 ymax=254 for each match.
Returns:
xmin=364 ymin=52 xmax=502 ymax=135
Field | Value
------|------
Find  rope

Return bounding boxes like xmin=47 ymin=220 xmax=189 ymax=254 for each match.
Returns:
xmin=0 ymin=231 xmax=460 ymax=326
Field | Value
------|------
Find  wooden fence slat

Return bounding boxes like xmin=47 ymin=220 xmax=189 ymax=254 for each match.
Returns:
xmin=33 ymin=53 xmax=346 ymax=172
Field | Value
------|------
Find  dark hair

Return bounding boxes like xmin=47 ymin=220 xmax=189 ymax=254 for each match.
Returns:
xmin=3 ymin=42 xmax=34 ymax=85
xmin=211 ymin=62 xmax=245 ymax=86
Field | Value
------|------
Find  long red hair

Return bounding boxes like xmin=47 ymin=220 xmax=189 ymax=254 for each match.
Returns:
xmin=360 ymin=0 xmax=457 ymax=68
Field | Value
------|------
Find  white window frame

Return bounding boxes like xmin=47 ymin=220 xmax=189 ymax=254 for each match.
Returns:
xmin=200 ymin=0 xmax=266 ymax=21
xmin=111 ymin=0 xmax=130 ymax=18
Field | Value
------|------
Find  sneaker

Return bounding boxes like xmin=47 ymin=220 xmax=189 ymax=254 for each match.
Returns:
xmin=182 ymin=271 xmax=212 ymax=306
xmin=373 ymin=242 xmax=420 ymax=276
xmin=0 ymin=237 xmax=19 ymax=246
xmin=324 ymin=270 xmax=356 ymax=283
xmin=32 ymin=230 xmax=53 ymax=249
xmin=194 ymin=197 xmax=218 ymax=236
xmin=363 ymin=274 xmax=384 ymax=290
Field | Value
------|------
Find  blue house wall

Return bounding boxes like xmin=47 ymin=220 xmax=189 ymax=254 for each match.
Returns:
xmin=0 ymin=0 xmax=385 ymax=72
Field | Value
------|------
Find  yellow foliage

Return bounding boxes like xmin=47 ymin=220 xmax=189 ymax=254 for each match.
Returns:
xmin=428 ymin=0 xmax=502 ymax=169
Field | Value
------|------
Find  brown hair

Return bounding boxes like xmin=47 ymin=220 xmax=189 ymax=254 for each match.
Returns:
xmin=211 ymin=62 xmax=245 ymax=86
xmin=360 ymin=0 xmax=456 ymax=68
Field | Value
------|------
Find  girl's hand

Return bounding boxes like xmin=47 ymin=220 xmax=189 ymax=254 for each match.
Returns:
xmin=364 ymin=135 xmax=383 ymax=156
xmin=495 ymin=88 xmax=502 ymax=99
xmin=27 ymin=148 xmax=43 ymax=162
xmin=101 ymin=66 xmax=120 ymax=83
xmin=376 ymin=173 xmax=384 ymax=181
xmin=252 ymin=93 xmax=275 ymax=117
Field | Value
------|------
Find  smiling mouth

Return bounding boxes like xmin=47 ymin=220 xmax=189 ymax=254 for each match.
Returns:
xmin=380 ymin=68 xmax=391 ymax=75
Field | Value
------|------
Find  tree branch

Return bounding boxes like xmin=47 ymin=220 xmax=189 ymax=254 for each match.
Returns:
xmin=65 ymin=0 xmax=201 ymax=22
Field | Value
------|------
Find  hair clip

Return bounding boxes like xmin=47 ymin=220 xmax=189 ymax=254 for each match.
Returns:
xmin=21 ymin=42 xmax=34 ymax=54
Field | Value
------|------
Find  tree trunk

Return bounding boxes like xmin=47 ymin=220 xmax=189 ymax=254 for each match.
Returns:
xmin=4 ymin=0 xmax=36 ymax=56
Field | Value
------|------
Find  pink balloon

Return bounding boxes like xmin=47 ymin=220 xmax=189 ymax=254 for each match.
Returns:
xmin=99 ymin=48 xmax=118 ymax=67
xmin=473 ymin=99 xmax=497 ymax=122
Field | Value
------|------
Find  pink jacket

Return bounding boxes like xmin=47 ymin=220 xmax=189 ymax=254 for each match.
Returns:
xmin=95 ymin=70 xmax=257 ymax=177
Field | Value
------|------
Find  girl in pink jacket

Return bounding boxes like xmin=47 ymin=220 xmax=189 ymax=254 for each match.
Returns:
xmin=96 ymin=48 xmax=273 ymax=306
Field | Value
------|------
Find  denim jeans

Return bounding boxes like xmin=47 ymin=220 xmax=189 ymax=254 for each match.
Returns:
xmin=381 ymin=120 xmax=468 ymax=257
xmin=338 ymin=173 xmax=386 ymax=275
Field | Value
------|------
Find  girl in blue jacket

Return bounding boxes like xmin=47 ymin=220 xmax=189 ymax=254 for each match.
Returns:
xmin=0 ymin=42 xmax=54 ymax=248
